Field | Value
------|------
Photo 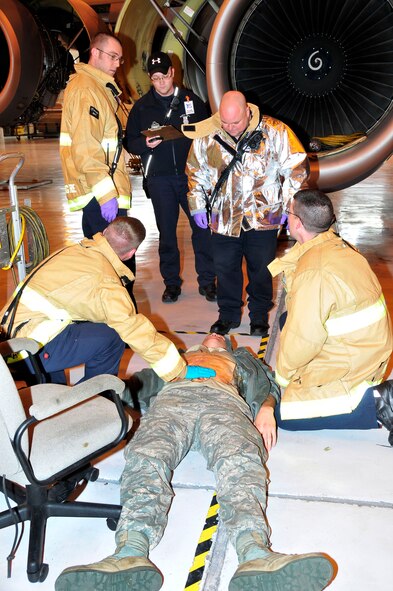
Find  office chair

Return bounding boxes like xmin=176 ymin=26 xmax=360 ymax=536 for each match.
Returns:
xmin=0 ymin=337 xmax=131 ymax=583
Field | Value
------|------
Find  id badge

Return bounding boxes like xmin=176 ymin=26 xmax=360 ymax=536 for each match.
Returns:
xmin=184 ymin=100 xmax=195 ymax=115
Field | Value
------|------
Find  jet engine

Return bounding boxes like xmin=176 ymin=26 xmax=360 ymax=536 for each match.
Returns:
xmin=117 ymin=0 xmax=393 ymax=191
xmin=0 ymin=0 xmax=107 ymax=127
xmin=1 ymin=0 xmax=393 ymax=192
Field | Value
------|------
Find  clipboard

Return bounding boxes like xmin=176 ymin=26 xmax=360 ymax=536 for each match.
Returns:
xmin=142 ymin=125 xmax=184 ymax=141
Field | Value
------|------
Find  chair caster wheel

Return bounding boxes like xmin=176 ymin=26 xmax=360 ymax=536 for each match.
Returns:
xmin=39 ymin=564 xmax=49 ymax=582
xmin=106 ymin=517 xmax=118 ymax=531
xmin=88 ymin=467 xmax=99 ymax=482
xmin=28 ymin=563 xmax=49 ymax=583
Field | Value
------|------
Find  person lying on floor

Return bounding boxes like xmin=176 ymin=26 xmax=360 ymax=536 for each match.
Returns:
xmin=55 ymin=333 xmax=336 ymax=591
xmin=255 ymin=189 xmax=393 ymax=448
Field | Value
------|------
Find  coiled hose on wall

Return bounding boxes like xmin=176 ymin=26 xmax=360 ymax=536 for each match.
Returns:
xmin=5 ymin=206 xmax=50 ymax=285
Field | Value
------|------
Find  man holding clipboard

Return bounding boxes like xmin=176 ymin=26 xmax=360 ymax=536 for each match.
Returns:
xmin=124 ymin=52 xmax=216 ymax=303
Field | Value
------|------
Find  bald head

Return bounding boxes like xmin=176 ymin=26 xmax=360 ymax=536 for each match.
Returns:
xmin=219 ymin=91 xmax=250 ymax=139
xmin=220 ymin=91 xmax=247 ymax=116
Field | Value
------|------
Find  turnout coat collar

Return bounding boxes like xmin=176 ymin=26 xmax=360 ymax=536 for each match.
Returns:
xmin=81 ymin=232 xmax=135 ymax=283
xmin=182 ymin=103 xmax=260 ymax=140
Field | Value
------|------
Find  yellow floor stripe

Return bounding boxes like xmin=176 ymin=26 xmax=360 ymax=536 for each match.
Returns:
xmin=184 ymin=495 xmax=220 ymax=589
xmin=188 ymin=550 xmax=209 ymax=572
xmin=198 ymin=524 xmax=218 ymax=543
xmin=206 ymin=503 xmax=219 ymax=518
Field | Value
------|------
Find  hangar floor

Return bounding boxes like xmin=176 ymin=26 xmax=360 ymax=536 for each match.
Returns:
xmin=0 ymin=136 xmax=392 ymax=591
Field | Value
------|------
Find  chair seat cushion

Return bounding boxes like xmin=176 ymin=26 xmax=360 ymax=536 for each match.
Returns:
xmin=29 ymin=397 xmax=128 ymax=481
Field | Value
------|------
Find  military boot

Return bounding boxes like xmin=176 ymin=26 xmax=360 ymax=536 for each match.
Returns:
xmin=229 ymin=550 xmax=335 ymax=591
xmin=54 ymin=555 xmax=163 ymax=591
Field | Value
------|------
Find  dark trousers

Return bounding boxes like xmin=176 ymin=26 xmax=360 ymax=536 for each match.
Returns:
xmin=276 ymin=387 xmax=379 ymax=430
xmin=276 ymin=310 xmax=378 ymax=430
xmin=36 ymin=322 xmax=125 ymax=385
xmin=81 ymin=198 xmax=137 ymax=309
xmin=147 ymin=174 xmax=215 ymax=288
xmin=211 ymin=229 xmax=277 ymax=324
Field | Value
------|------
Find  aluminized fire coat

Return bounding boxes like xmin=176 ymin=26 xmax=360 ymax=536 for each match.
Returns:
xmin=185 ymin=104 xmax=309 ymax=237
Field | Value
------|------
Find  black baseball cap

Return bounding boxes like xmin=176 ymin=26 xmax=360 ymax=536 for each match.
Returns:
xmin=147 ymin=51 xmax=172 ymax=75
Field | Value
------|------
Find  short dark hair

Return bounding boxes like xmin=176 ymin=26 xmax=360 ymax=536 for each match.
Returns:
xmin=293 ymin=189 xmax=335 ymax=233
xmin=105 ymin=217 xmax=146 ymax=257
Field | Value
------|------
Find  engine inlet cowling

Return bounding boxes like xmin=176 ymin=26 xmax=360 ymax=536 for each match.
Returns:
xmin=0 ymin=0 xmax=106 ymax=127
xmin=207 ymin=0 xmax=393 ymax=191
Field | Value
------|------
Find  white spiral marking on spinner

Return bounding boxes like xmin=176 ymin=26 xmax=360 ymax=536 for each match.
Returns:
xmin=308 ymin=50 xmax=323 ymax=71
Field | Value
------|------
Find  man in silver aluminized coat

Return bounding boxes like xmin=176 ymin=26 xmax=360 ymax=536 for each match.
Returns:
xmin=185 ymin=91 xmax=309 ymax=337
xmin=55 ymin=333 xmax=335 ymax=591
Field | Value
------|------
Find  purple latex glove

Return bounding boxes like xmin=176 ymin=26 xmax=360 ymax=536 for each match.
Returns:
xmin=266 ymin=211 xmax=288 ymax=225
xmin=100 ymin=198 xmax=118 ymax=222
xmin=210 ymin=212 xmax=218 ymax=226
xmin=193 ymin=212 xmax=208 ymax=229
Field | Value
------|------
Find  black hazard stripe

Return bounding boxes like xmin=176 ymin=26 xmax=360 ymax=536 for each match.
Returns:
xmin=184 ymin=494 xmax=219 ymax=590
xmin=257 ymin=335 xmax=269 ymax=360
xmin=158 ymin=329 xmax=260 ymax=337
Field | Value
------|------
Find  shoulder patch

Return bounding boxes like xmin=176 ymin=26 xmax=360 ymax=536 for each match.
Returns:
xmin=89 ymin=106 xmax=99 ymax=119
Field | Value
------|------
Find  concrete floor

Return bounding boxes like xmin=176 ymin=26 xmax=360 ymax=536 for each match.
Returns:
xmin=0 ymin=136 xmax=392 ymax=590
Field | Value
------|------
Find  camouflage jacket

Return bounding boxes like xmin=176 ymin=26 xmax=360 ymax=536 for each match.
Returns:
xmin=125 ymin=346 xmax=280 ymax=419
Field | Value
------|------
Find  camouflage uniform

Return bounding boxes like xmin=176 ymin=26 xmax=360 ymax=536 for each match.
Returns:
xmin=116 ymin=383 xmax=270 ymax=550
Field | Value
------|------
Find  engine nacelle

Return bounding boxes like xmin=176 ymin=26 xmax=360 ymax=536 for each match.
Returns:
xmin=117 ymin=0 xmax=393 ymax=192
xmin=0 ymin=0 xmax=107 ymax=127
xmin=206 ymin=0 xmax=393 ymax=191
xmin=2 ymin=0 xmax=393 ymax=192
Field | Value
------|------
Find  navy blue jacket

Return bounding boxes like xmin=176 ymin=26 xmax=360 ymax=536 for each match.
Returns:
xmin=124 ymin=87 xmax=208 ymax=177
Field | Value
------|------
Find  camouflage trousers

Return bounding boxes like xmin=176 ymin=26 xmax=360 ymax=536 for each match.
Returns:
xmin=116 ymin=385 xmax=270 ymax=551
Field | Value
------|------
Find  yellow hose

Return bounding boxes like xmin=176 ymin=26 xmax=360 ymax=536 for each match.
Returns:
xmin=1 ymin=213 xmax=26 ymax=271
xmin=3 ymin=206 xmax=50 ymax=281
xmin=312 ymin=132 xmax=366 ymax=148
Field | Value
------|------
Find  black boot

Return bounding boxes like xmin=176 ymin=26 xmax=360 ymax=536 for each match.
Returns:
xmin=162 ymin=285 xmax=181 ymax=303
xmin=374 ymin=380 xmax=393 ymax=446
xmin=210 ymin=318 xmax=240 ymax=335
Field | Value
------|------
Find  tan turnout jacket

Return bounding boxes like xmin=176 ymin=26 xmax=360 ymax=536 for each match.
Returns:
xmin=1 ymin=234 xmax=185 ymax=382
xmin=269 ymin=229 xmax=392 ymax=420
xmin=60 ymin=63 xmax=131 ymax=212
